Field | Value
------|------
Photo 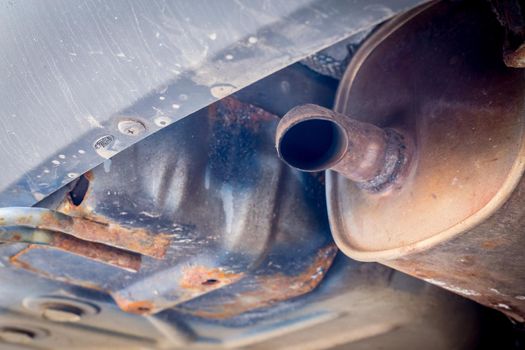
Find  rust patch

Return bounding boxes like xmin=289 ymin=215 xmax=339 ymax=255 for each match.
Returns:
xmin=8 ymin=233 xmax=140 ymax=272
xmin=83 ymin=170 xmax=95 ymax=182
xmin=276 ymin=104 xmax=414 ymax=192
xmin=112 ymin=296 xmax=155 ymax=315
xmin=481 ymin=239 xmax=505 ymax=249
xmin=180 ymin=245 xmax=337 ymax=319
xmin=110 ymin=266 xmax=244 ymax=316
xmin=504 ymin=43 xmax=525 ymax=68
xmin=389 ymin=249 xmax=525 ymax=322
xmin=10 ymin=247 xmax=51 ymax=276
xmin=10 ymin=233 xmax=22 ymax=241
xmin=9 ymin=246 xmax=106 ymax=291
xmin=180 ymin=266 xmax=244 ymax=292
xmin=52 ymin=233 xmax=141 ymax=272
xmin=39 ymin=211 xmax=169 ymax=259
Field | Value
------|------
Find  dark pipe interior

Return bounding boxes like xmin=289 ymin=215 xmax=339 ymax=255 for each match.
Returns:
xmin=278 ymin=119 xmax=346 ymax=171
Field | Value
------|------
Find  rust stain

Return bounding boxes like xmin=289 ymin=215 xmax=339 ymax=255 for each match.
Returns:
xmin=8 ymin=233 xmax=140 ymax=272
xmin=39 ymin=211 xmax=169 ymax=259
xmin=180 ymin=265 xmax=244 ymax=292
xmin=180 ymin=245 xmax=338 ymax=319
xmin=504 ymin=44 xmax=525 ymax=68
xmin=83 ymin=170 xmax=95 ymax=182
xmin=52 ymin=233 xmax=141 ymax=272
xmin=481 ymin=239 xmax=504 ymax=249
xmin=9 ymin=247 xmax=48 ymax=276
xmin=9 ymin=246 xmax=106 ymax=292
xmin=112 ymin=296 xmax=155 ymax=315
xmin=276 ymin=104 xmax=413 ymax=192
xmin=110 ymin=266 xmax=244 ymax=316
xmin=10 ymin=233 xmax=22 ymax=241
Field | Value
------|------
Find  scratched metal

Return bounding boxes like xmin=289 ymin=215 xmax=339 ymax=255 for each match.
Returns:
xmin=0 ymin=0 xmax=427 ymax=208
xmin=2 ymin=97 xmax=335 ymax=316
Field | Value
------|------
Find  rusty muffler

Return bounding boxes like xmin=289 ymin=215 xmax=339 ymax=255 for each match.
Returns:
xmin=276 ymin=1 xmax=525 ymax=321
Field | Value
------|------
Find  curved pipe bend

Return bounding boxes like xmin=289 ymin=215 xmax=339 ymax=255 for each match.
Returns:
xmin=275 ymin=104 xmax=413 ymax=192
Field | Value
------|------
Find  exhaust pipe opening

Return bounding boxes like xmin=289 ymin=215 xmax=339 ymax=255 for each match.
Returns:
xmin=276 ymin=104 xmax=413 ymax=191
xmin=278 ymin=118 xmax=347 ymax=172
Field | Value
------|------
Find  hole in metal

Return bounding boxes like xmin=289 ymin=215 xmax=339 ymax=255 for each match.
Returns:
xmin=41 ymin=303 xmax=84 ymax=322
xmin=202 ymin=279 xmax=219 ymax=286
xmin=69 ymin=175 xmax=90 ymax=206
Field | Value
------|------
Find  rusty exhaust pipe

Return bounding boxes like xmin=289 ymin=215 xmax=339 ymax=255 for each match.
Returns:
xmin=276 ymin=104 xmax=413 ymax=191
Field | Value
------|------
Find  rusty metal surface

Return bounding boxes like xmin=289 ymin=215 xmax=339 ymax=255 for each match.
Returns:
xmin=14 ymin=233 xmax=140 ymax=273
xmin=175 ymin=244 xmax=338 ymax=319
xmin=388 ymin=172 xmax=525 ymax=321
xmin=490 ymin=0 xmax=525 ymax=68
xmin=0 ymin=97 xmax=335 ymax=317
xmin=0 ymin=226 xmax=141 ymax=271
xmin=0 ymin=246 xmax=499 ymax=350
xmin=276 ymin=104 xmax=413 ymax=192
xmin=318 ymin=0 xmax=525 ymax=321
xmin=327 ymin=0 xmax=525 ymax=260
xmin=0 ymin=207 xmax=169 ymax=258
xmin=0 ymin=59 xmax=514 ymax=349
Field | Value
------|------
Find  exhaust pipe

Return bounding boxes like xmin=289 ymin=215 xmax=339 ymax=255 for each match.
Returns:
xmin=275 ymin=104 xmax=413 ymax=191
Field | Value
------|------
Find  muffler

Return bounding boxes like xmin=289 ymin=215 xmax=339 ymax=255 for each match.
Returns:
xmin=276 ymin=0 xmax=525 ymax=321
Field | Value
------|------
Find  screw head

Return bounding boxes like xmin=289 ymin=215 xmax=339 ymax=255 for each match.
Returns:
xmin=117 ymin=119 xmax=146 ymax=136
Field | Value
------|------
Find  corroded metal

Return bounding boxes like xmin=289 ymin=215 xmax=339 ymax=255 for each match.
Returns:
xmin=0 ymin=207 xmax=169 ymax=258
xmin=6 ymin=97 xmax=335 ymax=317
xmin=0 ymin=227 xmax=141 ymax=271
xmin=0 ymin=50 xmax=500 ymax=348
xmin=490 ymin=0 xmax=525 ymax=68
xmin=276 ymin=104 xmax=413 ymax=192
xmin=315 ymin=1 xmax=525 ymax=320
xmin=175 ymin=244 xmax=338 ymax=319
